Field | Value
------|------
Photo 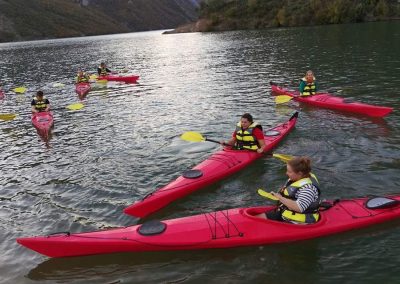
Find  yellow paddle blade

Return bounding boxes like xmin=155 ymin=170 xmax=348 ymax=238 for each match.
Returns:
xmin=275 ymin=95 xmax=293 ymax=104
xmin=272 ymin=153 xmax=293 ymax=163
xmin=53 ymin=83 xmax=65 ymax=87
xmin=180 ymin=131 xmax=206 ymax=142
xmin=0 ymin=113 xmax=17 ymax=121
xmin=257 ymin=189 xmax=279 ymax=201
xmin=13 ymin=87 xmax=27 ymax=94
xmin=89 ymin=74 xmax=98 ymax=80
xmin=66 ymin=103 xmax=84 ymax=110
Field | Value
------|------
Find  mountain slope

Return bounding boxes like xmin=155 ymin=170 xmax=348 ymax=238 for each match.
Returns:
xmin=0 ymin=0 xmax=201 ymax=42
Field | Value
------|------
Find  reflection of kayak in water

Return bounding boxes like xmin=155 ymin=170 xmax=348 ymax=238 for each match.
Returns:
xmin=98 ymin=74 xmax=139 ymax=83
xmin=17 ymin=195 xmax=400 ymax=258
xmin=270 ymin=82 xmax=393 ymax=117
xmin=124 ymin=112 xmax=298 ymax=218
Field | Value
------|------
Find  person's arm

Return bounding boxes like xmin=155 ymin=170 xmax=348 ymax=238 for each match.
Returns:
xmin=254 ymin=128 xmax=265 ymax=153
xmin=45 ymin=99 xmax=50 ymax=111
xmin=97 ymin=68 xmax=101 ymax=75
xmin=270 ymin=192 xmax=302 ymax=212
xmin=31 ymin=100 xmax=38 ymax=113
xmin=299 ymin=80 xmax=306 ymax=93
xmin=221 ymin=132 xmax=236 ymax=146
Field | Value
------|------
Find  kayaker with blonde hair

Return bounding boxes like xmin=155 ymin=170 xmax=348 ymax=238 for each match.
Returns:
xmin=256 ymin=156 xmax=321 ymax=224
xmin=299 ymin=70 xmax=318 ymax=96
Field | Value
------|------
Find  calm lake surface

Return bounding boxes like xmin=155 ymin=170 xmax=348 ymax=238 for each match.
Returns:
xmin=0 ymin=21 xmax=399 ymax=283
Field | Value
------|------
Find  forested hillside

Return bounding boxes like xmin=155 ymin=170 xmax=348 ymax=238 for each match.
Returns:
xmin=0 ymin=0 xmax=201 ymax=42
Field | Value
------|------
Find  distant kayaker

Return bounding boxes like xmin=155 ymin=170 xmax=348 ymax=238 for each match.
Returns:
xmin=256 ymin=156 xmax=321 ymax=224
xmin=221 ymin=113 xmax=266 ymax=154
xmin=97 ymin=62 xmax=112 ymax=76
xmin=76 ymin=70 xmax=90 ymax=83
xmin=31 ymin=91 xmax=51 ymax=113
xmin=299 ymin=70 xmax=318 ymax=96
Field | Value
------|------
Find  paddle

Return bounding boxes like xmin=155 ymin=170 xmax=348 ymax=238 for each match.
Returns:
xmin=257 ymin=189 xmax=279 ymax=201
xmin=0 ymin=103 xmax=84 ymax=121
xmin=66 ymin=103 xmax=84 ymax=111
xmin=13 ymin=87 xmax=27 ymax=94
xmin=180 ymin=131 xmax=294 ymax=163
xmin=53 ymin=83 xmax=65 ymax=88
xmin=275 ymin=95 xmax=294 ymax=104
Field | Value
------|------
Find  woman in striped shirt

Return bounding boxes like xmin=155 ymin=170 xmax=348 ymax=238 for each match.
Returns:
xmin=257 ymin=156 xmax=321 ymax=224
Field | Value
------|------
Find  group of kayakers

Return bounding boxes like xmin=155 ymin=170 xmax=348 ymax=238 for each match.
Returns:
xmin=29 ymin=62 xmax=113 ymax=113
xmin=221 ymin=70 xmax=320 ymax=224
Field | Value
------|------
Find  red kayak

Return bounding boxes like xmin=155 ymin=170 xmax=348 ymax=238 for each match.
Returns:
xmin=75 ymin=82 xmax=91 ymax=98
xmin=124 ymin=112 xmax=298 ymax=218
xmin=270 ymin=82 xmax=393 ymax=117
xmin=17 ymin=194 xmax=400 ymax=258
xmin=32 ymin=112 xmax=54 ymax=132
xmin=98 ymin=74 xmax=139 ymax=84
xmin=0 ymin=90 xmax=4 ymax=99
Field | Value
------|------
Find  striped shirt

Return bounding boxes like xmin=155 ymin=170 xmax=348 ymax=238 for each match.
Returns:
xmin=294 ymin=183 xmax=320 ymax=212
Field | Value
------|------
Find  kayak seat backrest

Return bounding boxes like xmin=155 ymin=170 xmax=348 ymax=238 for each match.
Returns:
xmin=138 ymin=220 xmax=167 ymax=236
xmin=366 ymin=197 xmax=399 ymax=210
xmin=182 ymin=169 xmax=203 ymax=179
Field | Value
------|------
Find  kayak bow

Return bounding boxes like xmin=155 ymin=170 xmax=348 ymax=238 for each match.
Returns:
xmin=32 ymin=112 xmax=54 ymax=132
xmin=75 ymin=82 xmax=91 ymax=98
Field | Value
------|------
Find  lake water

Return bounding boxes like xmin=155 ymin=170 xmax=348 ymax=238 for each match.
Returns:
xmin=0 ymin=21 xmax=399 ymax=283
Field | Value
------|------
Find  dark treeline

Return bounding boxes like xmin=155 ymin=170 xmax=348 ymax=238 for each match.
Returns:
xmin=197 ymin=0 xmax=400 ymax=31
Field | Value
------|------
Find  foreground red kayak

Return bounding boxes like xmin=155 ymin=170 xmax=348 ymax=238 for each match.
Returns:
xmin=270 ymin=82 xmax=393 ymax=117
xmin=75 ymin=82 xmax=91 ymax=98
xmin=124 ymin=112 xmax=298 ymax=218
xmin=98 ymin=74 xmax=139 ymax=84
xmin=31 ymin=112 xmax=54 ymax=132
xmin=17 ymin=194 xmax=400 ymax=258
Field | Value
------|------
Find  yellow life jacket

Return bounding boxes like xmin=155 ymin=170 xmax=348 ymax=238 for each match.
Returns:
xmin=76 ymin=73 xmax=89 ymax=83
xmin=235 ymin=121 xmax=262 ymax=151
xmin=280 ymin=173 xmax=321 ymax=224
xmin=99 ymin=66 xmax=108 ymax=76
xmin=32 ymin=96 xmax=48 ymax=111
xmin=301 ymin=77 xmax=316 ymax=96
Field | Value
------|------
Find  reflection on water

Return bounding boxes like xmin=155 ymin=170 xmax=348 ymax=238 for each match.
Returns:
xmin=0 ymin=22 xmax=400 ymax=283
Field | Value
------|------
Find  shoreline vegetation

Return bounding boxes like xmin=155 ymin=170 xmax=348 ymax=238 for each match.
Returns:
xmin=164 ymin=0 xmax=400 ymax=34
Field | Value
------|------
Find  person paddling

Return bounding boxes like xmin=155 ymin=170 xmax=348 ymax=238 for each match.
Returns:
xmin=221 ymin=113 xmax=266 ymax=154
xmin=256 ymin=156 xmax=321 ymax=224
xmin=97 ymin=62 xmax=112 ymax=76
xmin=31 ymin=91 xmax=50 ymax=113
xmin=76 ymin=70 xmax=90 ymax=83
xmin=299 ymin=70 xmax=318 ymax=96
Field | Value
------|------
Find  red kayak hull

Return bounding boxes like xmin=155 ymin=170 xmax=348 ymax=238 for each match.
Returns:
xmin=124 ymin=112 xmax=298 ymax=218
xmin=98 ymin=75 xmax=139 ymax=83
xmin=75 ymin=82 xmax=91 ymax=97
xmin=17 ymin=194 xmax=400 ymax=258
xmin=31 ymin=112 xmax=54 ymax=132
xmin=0 ymin=90 xmax=4 ymax=99
xmin=271 ymin=83 xmax=393 ymax=117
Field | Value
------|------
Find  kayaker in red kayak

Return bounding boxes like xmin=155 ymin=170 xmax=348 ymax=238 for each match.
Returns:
xmin=256 ymin=156 xmax=321 ymax=224
xmin=31 ymin=91 xmax=51 ymax=113
xmin=76 ymin=70 xmax=90 ymax=83
xmin=299 ymin=70 xmax=318 ymax=96
xmin=221 ymin=113 xmax=266 ymax=154
xmin=97 ymin=62 xmax=112 ymax=76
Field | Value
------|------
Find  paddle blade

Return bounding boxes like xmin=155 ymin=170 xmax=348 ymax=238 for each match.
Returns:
xmin=257 ymin=189 xmax=279 ymax=201
xmin=180 ymin=131 xmax=206 ymax=142
xmin=0 ymin=113 xmax=17 ymax=121
xmin=66 ymin=103 xmax=84 ymax=111
xmin=272 ymin=153 xmax=293 ymax=163
xmin=53 ymin=83 xmax=65 ymax=88
xmin=275 ymin=95 xmax=293 ymax=104
xmin=89 ymin=74 xmax=98 ymax=80
xmin=96 ymin=80 xmax=108 ymax=84
xmin=13 ymin=87 xmax=27 ymax=94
